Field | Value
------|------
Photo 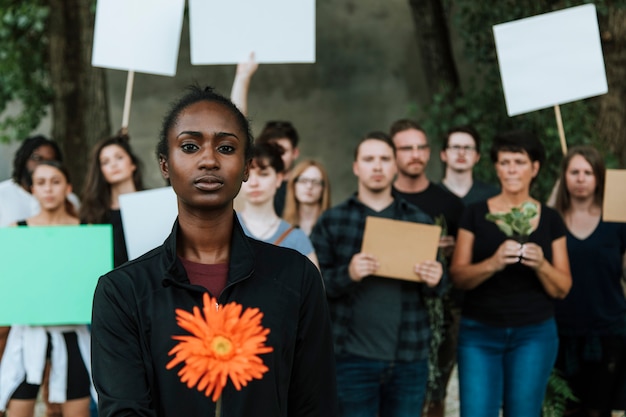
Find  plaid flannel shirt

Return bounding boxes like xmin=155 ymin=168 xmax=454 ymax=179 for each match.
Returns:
xmin=310 ymin=194 xmax=447 ymax=362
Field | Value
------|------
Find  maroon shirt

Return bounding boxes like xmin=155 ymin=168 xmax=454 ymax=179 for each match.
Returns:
xmin=179 ymin=257 xmax=228 ymax=297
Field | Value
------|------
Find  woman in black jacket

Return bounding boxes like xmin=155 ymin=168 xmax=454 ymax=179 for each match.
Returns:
xmin=91 ymin=86 xmax=338 ymax=417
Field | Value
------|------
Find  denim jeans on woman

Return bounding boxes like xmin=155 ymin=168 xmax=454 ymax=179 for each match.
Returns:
xmin=457 ymin=317 xmax=558 ymax=417
xmin=335 ymin=354 xmax=428 ymax=417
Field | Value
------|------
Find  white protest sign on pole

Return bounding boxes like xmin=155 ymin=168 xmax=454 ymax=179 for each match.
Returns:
xmin=188 ymin=0 xmax=316 ymax=64
xmin=493 ymin=4 xmax=607 ymax=155
xmin=92 ymin=0 xmax=185 ymax=76
xmin=92 ymin=0 xmax=185 ymax=128
xmin=119 ymin=187 xmax=178 ymax=260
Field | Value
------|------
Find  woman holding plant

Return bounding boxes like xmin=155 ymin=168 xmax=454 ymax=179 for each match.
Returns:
xmin=450 ymin=130 xmax=571 ymax=417
xmin=553 ymin=146 xmax=626 ymax=417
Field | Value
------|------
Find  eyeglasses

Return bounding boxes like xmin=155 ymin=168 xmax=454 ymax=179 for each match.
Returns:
xmin=396 ymin=144 xmax=430 ymax=152
xmin=447 ymin=145 xmax=476 ymax=153
xmin=295 ymin=177 xmax=324 ymax=187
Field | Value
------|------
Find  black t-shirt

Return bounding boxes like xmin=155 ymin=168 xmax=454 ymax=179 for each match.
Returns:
xmin=392 ymin=183 xmax=464 ymax=237
xmin=108 ymin=209 xmax=129 ymax=268
xmin=459 ymin=201 xmax=567 ymax=327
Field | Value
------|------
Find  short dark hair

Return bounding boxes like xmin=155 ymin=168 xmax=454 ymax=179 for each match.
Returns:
xmin=354 ymin=131 xmax=395 ymax=160
xmin=444 ymin=125 xmax=482 ymax=153
xmin=256 ymin=121 xmax=299 ymax=149
xmin=156 ymin=85 xmax=253 ymax=162
xmin=389 ymin=119 xmax=425 ymax=139
xmin=490 ymin=130 xmax=545 ymax=168
xmin=12 ymin=135 xmax=63 ymax=187
xmin=251 ymin=142 xmax=285 ymax=173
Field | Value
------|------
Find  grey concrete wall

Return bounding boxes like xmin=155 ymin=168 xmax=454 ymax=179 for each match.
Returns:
xmin=2 ymin=1 xmax=445 ymax=204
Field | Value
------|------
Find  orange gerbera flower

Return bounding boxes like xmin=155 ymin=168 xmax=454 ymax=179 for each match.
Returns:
xmin=166 ymin=293 xmax=273 ymax=402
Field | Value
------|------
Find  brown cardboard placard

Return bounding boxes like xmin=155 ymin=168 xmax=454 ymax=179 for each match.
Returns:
xmin=603 ymin=169 xmax=626 ymax=223
xmin=361 ymin=216 xmax=442 ymax=282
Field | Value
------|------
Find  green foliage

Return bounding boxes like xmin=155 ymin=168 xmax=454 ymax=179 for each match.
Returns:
xmin=542 ymin=369 xmax=578 ymax=417
xmin=415 ymin=0 xmax=626 ymax=201
xmin=485 ymin=201 xmax=538 ymax=237
xmin=0 ymin=2 xmax=52 ymax=143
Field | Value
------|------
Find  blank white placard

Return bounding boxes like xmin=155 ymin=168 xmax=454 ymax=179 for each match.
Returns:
xmin=119 ymin=187 xmax=178 ymax=260
xmin=493 ymin=4 xmax=607 ymax=117
xmin=92 ymin=0 xmax=185 ymax=76
xmin=189 ymin=0 xmax=316 ymax=64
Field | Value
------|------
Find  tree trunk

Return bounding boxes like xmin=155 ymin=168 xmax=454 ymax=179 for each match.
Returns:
xmin=597 ymin=7 xmax=626 ymax=167
xmin=407 ymin=0 xmax=460 ymax=99
xmin=48 ymin=0 xmax=110 ymax=192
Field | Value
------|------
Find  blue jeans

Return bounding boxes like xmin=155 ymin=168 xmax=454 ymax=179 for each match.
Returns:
xmin=457 ymin=317 xmax=558 ymax=417
xmin=335 ymin=354 xmax=428 ymax=417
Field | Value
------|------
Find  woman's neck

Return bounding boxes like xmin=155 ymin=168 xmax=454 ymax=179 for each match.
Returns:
xmin=28 ymin=208 xmax=78 ymax=226
xmin=110 ymin=179 xmax=137 ymax=209
xmin=568 ymin=195 xmax=600 ymax=215
xmin=176 ymin=206 xmax=233 ymax=264
xmin=497 ymin=191 xmax=533 ymax=208
xmin=242 ymin=200 xmax=279 ymax=222
xmin=297 ymin=203 xmax=320 ymax=235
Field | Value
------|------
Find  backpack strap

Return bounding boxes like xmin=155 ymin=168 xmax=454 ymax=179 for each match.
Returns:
xmin=273 ymin=226 xmax=295 ymax=246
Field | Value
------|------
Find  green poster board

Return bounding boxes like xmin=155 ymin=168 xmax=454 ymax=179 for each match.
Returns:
xmin=0 ymin=225 xmax=113 ymax=325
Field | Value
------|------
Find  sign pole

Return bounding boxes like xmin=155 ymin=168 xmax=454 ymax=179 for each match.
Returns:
xmin=554 ymin=104 xmax=568 ymax=155
xmin=121 ymin=70 xmax=135 ymax=130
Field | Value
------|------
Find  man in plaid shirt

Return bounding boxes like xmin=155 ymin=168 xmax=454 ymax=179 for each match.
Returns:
xmin=310 ymin=131 xmax=446 ymax=417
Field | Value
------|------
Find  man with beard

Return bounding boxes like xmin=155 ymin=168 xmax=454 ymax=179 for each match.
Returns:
xmin=310 ymin=131 xmax=445 ymax=417
xmin=389 ymin=120 xmax=464 ymax=417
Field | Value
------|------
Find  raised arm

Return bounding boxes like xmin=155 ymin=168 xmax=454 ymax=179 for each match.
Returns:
xmin=230 ymin=52 xmax=258 ymax=117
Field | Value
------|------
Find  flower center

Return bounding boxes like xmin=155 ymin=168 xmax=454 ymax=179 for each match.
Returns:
xmin=211 ymin=335 xmax=234 ymax=359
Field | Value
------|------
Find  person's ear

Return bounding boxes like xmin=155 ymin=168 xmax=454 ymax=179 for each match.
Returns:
xmin=440 ymin=149 xmax=448 ymax=163
xmin=532 ymin=161 xmax=540 ymax=178
xmin=66 ymin=184 xmax=73 ymax=196
xmin=159 ymin=155 xmax=169 ymax=179
xmin=243 ymin=159 xmax=251 ymax=182
xmin=275 ymin=172 xmax=284 ymax=188
xmin=293 ymin=147 xmax=300 ymax=161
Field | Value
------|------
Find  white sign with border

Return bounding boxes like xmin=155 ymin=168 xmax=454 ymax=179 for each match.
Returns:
xmin=188 ymin=0 xmax=316 ymax=64
xmin=92 ymin=0 xmax=185 ymax=76
xmin=119 ymin=187 xmax=178 ymax=260
xmin=493 ymin=4 xmax=607 ymax=117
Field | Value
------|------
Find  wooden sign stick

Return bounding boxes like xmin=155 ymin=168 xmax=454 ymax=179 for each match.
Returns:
xmin=121 ymin=70 xmax=135 ymax=130
xmin=554 ymin=104 xmax=568 ymax=155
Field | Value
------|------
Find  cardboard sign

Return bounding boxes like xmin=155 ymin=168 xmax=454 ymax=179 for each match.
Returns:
xmin=361 ymin=217 xmax=441 ymax=282
xmin=493 ymin=4 xmax=607 ymax=116
xmin=119 ymin=187 xmax=178 ymax=260
xmin=188 ymin=0 xmax=316 ymax=64
xmin=603 ymin=170 xmax=626 ymax=223
xmin=0 ymin=225 xmax=113 ymax=325
xmin=92 ymin=0 xmax=185 ymax=76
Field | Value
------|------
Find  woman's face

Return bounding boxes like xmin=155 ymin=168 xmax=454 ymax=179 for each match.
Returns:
xmin=31 ymin=165 xmax=71 ymax=211
xmin=99 ymin=144 xmax=136 ymax=185
xmin=294 ymin=165 xmax=324 ymax=205
xmin=495 ymin=151 xmax=539 ymax=194
xmin=565 ymin=154 xmax=596 ymax=200
xmin=241 ymin=160 xmax=282 ymax=206
xmin=160 ymin=100 xmax=248 ymax=211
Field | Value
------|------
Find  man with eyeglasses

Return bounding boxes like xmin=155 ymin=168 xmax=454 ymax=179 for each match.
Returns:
xmin=439 ymin=126 xmax=499 ymax=206
xmin=389 ymin=119 xmax=464 ymax=417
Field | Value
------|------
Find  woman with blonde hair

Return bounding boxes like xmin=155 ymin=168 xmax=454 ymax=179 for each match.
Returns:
xmin=282 ymin=160 xmax=331 ymax=236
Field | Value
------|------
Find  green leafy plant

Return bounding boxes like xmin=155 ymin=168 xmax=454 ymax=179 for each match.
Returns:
xmin=542 ymin=369 xmax=578 ymax=417
xmin=485 ymin=201 xmax=538 ymax=238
